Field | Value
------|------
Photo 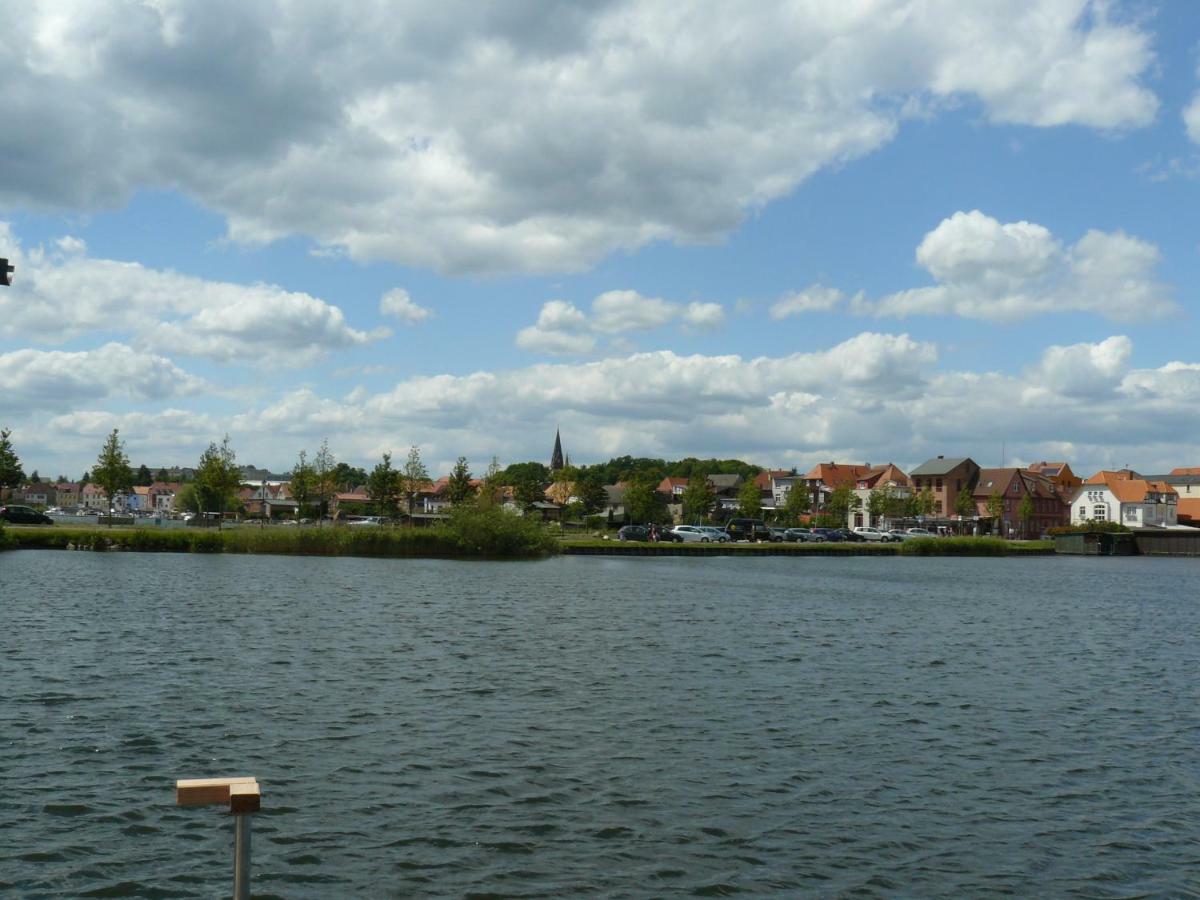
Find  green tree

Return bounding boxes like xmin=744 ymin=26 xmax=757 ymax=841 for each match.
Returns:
xmin=737 ymin=479 xmax=763 ymax=518
xmin=826 ymin=484 xmax=856 ymax=524
xmin=498 ymin=460 xmax=549 ymax=486
xmin=400 ymin=445 xmax=430 ymax=518
xmin=155 ymin=468 xmax=169 ymax=482
xmin=914 ymin=486 xmax=937 ymax=517
xmin=954 ymin=483 xmax=976 ymax=518
xmin=0 ymin=427 xmax=25 ymax=493
xmin=29 ymin=469 xmax=40 ymax=483
xmin=576 ymin=471 xmax=608 ymax=523
xmin=781 ymin=481 xmax=812 ymax=525
xmin=868 ymin=485 xmax=892 ymax=524
xmin=289 ymin=450 xmax=316 ymax=519
xmin=446 ymin=457 xmax=475 ymax=506
xmin=367 ymin=452 xmax=400 ymax=518
xmin=986 ymin=491 xmax=1005 ymax=531
xmin=93 ymin=429 xmax=134 ymax=524
xmin=681 ymin=477 xmax=717 ymax=523
xmin=135 ymin=464 xmax=152 ymax=486
xmin=194 ymin=436 xmax=241 ymax=529
xmin=313 ymin=440 xmax=338 ymax=522
xmin=475 ymin=457 xmax=504 ymax=510
xmin=623 ymin=477 xmax=659 ymax=524
xmin=332 ymin=462 xmax=368 ymax=490
xmin=511 ymin=470 xmax=546 ymax=512
xmin=174 ymin=483 xmax=201 ymax=515
xmin=1018 ymin=494 xmax=1034 ymax=538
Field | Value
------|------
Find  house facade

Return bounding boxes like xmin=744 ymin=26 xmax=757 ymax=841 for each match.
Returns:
xmin=972 ymin=468 xmax=1067 ymax=537
xmin=849 ymin=463 xmax=911 ymax=528
xmin=909 ymin=456 xmax=980 ymax=518
xmin=1069 ymin=471 xmax=1178 ymax=528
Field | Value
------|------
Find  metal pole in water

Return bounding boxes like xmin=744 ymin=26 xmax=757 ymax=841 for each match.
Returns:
xmin=233 ymin=813 xmax=251 ymax=900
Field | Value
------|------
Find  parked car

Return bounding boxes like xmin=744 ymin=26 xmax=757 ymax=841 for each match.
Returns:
xmin=670 ymin=525 xmax=714 ymax=542
xmin=650 ymin=524 xmax=683 ymax=543
xmin=725 ymin=518 xmax=772 ymax=542
xmin=834 ymin=528 xmax=867 ymax=542
xmin=347 ymin=516 xmax=386 ymax=527
xmin=904 ymin=527 xmax=936 ymax=538
xmin=853 ymin=526 xmax=902 ymax=542
xmin=618 ymin=525 xmax=650 ymax=542
xmin=766 ymin=527 xmax=789 ymax=542
xmin=698 ymin=526 xmax=730 ymax=543
xmin=885 ymin=529 xmax=911 ymax=541
xmin=785 ymin=527 xmax=825 ymax=543
xmin=0 ymin=505 xmax=53 ymax=525
xmin=811 ymin=527 xmax=844 ymax=543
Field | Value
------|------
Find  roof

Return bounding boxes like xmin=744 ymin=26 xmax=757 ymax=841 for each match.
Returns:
xmin=1178 ymin=498 xmax=1200 ymax=521
xmin=1141 ymin=473 xmax=1200 ymax=486
xmin=1085 ymin=469 xmax=1140 ymax=484
xmin=974 ymin=468 xmax=1058 ymax=499
xmin=909 ymin=457 xmax=975 ymax=477
xmin=657 ymin=476 xmax=689 ymax=492
xmin=857 ymin=463 xmax=909 ymax=489
xmin=706 ymin=474 xmax=742 ymax=490
xmin=1082 ymin=472 xmax=1177 ymax=503
xmin=1171 ymin=467 xmax=1200 ymax=476
xmin=804 ymin=462 xmax=870 ymax=488
xmin=603 ymin=484 xmax=626 ymax=504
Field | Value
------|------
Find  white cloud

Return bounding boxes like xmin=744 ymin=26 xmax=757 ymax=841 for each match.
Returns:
xmin=866 ymin=210 xmax=1175 ymax=322
xmin=0 ymin=226 xmax=383 ymax=365
xmin=1185 ymin=92 xmax=1200 ymax=144
xmin=517 ymin=290 xmax=725 ymax=355
xmin=1030 ymin=335 xmax=1132 ymax=398
xmin=0 ymin=342 xmax=204 ymax=413
xmin=770 ymin=286 xmax=848 ymax=319
xmin=0 ymin=2 xmax=1159 ymax=274
xmin=379 ymin=288 xmax=432 ymax=324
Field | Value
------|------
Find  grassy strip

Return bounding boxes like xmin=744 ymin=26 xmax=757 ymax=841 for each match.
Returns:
xmin=898 ymin=537 xmax=1054 ymax=556
xmin=561 ymin=539 xmax=897 ymax=553
xmin=5 ymin=508 xmax=558 ymax=560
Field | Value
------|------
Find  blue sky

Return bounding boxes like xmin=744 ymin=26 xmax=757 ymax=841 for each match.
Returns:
xmin=1 ymin=1 xmax=1198 ymax=480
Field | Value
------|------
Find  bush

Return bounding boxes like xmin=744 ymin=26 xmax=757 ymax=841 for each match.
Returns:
xmin=1046 ymin=521 xmax=1129 ymax=535
xmin=898 ymin=536 xmax=1010 ymax=556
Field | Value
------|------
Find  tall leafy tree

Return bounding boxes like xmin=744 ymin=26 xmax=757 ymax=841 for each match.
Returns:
xmin=29 ymin=470 xmax=40 ymax=484
xmin=914 ymin=486 xmax=937 ymax=517
xmin=367 ymin=452 xmax=400 ymax=518
xmin=737 ymin=479 xmax=763 ymax=518
xmin=681 ymin=477 xmax=717 ymax=523
xmin=511 ymin=470 xmax=546 ymax=512
xmin=313 ymin=439 xmax=338 ymax=522
xmin=576 ymin=471 xmax=608 ymax=521
xmin=135 ymin=464 xmax=152 ymax=486
xmin=446 ymin=457 xmax=475 ymax=506
xmin=400 ymin=445 xmax=430 ymax=518
xmin=290 ymin=450 xmax=317 ymax=519
xmin=476 ymin=457 xmax=504 ymax=510
xmin=826 ymin=484 xmax=856 ymax=524
xmin=155 ymin=468 xmax=169 ymax=482
xmin=194 ymin=436 xmax=241 ymax=529
xmin=623 ymin=477 xmax=659 ymax=524
xmin=954 ymin=483 xmax=976 ymax=518
xmin=0 ymin=427 xmax=25 ymax=493
xmin=868 ymin=485 xmax=892 ymax=524
xmin=781 ymin=480 xmax=812 ymax=525
xmin=1018 ymin=494 xmax=1034 ymax=538
xmin=986 ymin=491 xmax=1005 ymax=531
xmin=93 ymin=429 xmax=134 ymax=524
xmin=332 ymin=462 xmax=368 ymax=490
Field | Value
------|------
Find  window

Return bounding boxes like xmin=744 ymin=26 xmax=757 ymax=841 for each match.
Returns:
xmin=1093 ymin=505 xmax=1107 ymax=521
xmin=936 ymin=479 xmax=943 ymax=490
xmin=1078 ymin=506 xmax=1087 ymax=519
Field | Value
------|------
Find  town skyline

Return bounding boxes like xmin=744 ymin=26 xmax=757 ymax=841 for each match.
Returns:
xmin=1 ymin=3 xmax=1199 ymax=478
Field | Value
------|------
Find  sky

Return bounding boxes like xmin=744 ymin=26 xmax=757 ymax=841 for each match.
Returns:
xmin=1 ymin=0 xmax=1199 ymax=481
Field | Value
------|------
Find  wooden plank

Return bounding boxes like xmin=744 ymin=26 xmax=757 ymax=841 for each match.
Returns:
xmin=176 ymin=776 xmax=258 ymax=807
xmin=228 ymin=781 xmax=261 ymax=814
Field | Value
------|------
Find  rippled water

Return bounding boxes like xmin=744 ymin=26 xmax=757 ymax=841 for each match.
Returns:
xmin=3 ymin=551 xmax=1200 ymax=897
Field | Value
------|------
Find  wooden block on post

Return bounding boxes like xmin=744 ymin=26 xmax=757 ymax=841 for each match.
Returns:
xmin=176 ymin=776 xmax=258 ymax=807
xmin=229 ymin=781 xmax=261 ymax=814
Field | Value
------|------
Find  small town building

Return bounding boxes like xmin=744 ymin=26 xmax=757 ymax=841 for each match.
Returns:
xmin=909 ymin=456 xmax=980 ymax=518
xmin=972 ymin=468 xmax=1067 ymax=538
xmin=1069 ymin=471 xmax=1178 ymax=528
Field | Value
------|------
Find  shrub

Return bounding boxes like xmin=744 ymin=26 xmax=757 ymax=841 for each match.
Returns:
xmin=1046 ymin=522 xmax=1129 ymax=535
xmin=898 ymin=536 xmax=1010 ymax=556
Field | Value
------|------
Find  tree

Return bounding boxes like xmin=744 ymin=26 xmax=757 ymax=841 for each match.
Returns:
xmin=737 ymin=479 xmax=763 ymax=518
xmin=155 ymin=468 xmax=169 ymax=482
xmin=93 ymin=429 xmax=134 ymax=524
xmin=1018 ymin=494 xmax=1034 ymax=538
xmin=174 ymin=483 xmax=201 ymax=515
xmin=446 ymin=457 xmax=475 ymax=506
xmin=576 ymin=471 xmax=608 ymax=523
xmin=914 ymin=486 xmax=937 ymax=517
xmin=986 ymin=491 xmax=1005 ymax=533
xmin=681 ymin=477 xmax=717 ymax=523
xmin=313 ymin=439 xmax=338 ymax=522
xmin=135 ymin=464 xmax=152 ymax=486
xmin=367 ymin=452 xmax=401 ymax=518
xmin=29 ymin=469 xmax=40 ymax=483
xmin=954 ymin=483 xmax=976 ymax=518
xmin=0 ymin=427 xmax=25 ymax=493
xmin=290 ymin=450 xmax=317 ymax=519
xmin=780 ymin=481 xmax=812 ymax=525
xmin=826 ymin=484 xmax=855 ymax=524
xmin=332 ymin=462 xmax=368 ymax=490
xmin=475 ymin=457 xmax=504 ymax=510
xmin=194 ymin=436 xmax=241 ymax=529
xmin=623 ymin=477 xmax=660 ymax=524
xmin=400 ymin=445 xmax=430 ymax=518
xmin=497 ymin=460 xmax=549 ymax=486
xmin=511 ymin=470 xmax=546 ymax=512
xmin=868 ymin=485 xmax=892 ymax=524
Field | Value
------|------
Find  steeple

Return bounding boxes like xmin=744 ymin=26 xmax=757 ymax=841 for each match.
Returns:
xmin=550 ymin=429 xmax=565 ymax=471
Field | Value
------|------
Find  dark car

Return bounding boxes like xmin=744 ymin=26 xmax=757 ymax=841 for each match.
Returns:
xmin=649 ymin=524 xmax=683 ymax=543
xmin=835 ymin=528 xmax=867 ymax=542
xmin=811 ymin=527 xmax=845 ymax=543
xmin=0 ymin=504 xmax=53 ymax=525
xmin=785 ymin=527 xmax=825 ymax=542
xmin=725 ymin=518 xmax=771 ymax=542
xmin=617 ymin=525 xmax=650 ymax=542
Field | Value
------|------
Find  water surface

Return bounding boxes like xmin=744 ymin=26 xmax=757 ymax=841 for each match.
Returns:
xmin=3 ymin=551 xmax=1199 ymax=897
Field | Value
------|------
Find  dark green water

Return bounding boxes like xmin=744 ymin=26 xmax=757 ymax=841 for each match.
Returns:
xmin=3 ymin=551 xmax=1200 ymax=897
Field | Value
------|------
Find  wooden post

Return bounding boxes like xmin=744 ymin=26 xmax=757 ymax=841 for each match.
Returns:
xmin=176 ymin=777 xmax=261 ymax=899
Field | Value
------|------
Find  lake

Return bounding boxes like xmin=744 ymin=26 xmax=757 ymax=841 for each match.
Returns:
xmin=3 ymin=551 xmax=1200 ymax=897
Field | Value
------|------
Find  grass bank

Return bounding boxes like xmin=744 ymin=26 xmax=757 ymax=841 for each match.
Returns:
xmin=4 ymin=507 xmax=558 ymax=560
xmin=563 ymin=538 xmax=1054 ymax=556
xmin=898 ymin=537 xmax=1054 ymax=556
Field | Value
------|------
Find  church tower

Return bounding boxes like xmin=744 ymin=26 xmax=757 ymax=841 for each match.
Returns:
xmin=550 ymin=429 xmax=565 ymax=472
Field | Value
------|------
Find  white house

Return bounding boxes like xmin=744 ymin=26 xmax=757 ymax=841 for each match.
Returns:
xmin=1070 ymin=471 xmax=1177 ymax=528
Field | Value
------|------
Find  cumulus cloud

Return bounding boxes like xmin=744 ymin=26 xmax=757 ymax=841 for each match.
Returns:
xmin=517 ymin=290 xmax=725 ymax=355
xmin=379 ymin=288 xmax=432 ymax=324
xmin=0 ymin=2 xmax=1159 ymax=274
xmin=865 ymin=210 xmax=1175 ymax=322
xmin=0 ymin=343 xmax=204 ymax=413
xmin=770 ymin=286 xmax=850 ymax=319
xmin=1186 ymin=90 xmax=1200 ymax=144
xmin=0 ymin=227 xmax=382 ymax=364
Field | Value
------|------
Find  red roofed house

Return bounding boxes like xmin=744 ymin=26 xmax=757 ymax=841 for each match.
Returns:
xmin=1069 ymin=472 xmax=1177 ymax=528
xmin=973 ymin=468 xmax=1068 ymax=538
xmin=851 ymin=464 xmax=911 ymax=528
xmin=803 ymin=462 xmax=871 ymax=512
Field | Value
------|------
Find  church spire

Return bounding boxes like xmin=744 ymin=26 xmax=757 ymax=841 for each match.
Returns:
xmin=550 ymin=429 xmax=564 ymax=471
